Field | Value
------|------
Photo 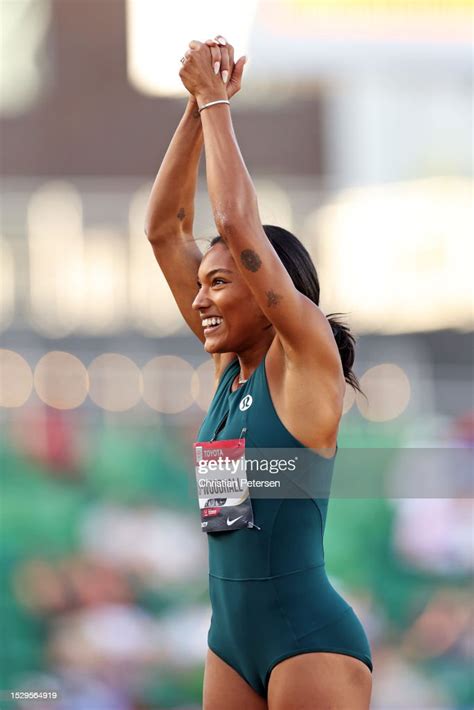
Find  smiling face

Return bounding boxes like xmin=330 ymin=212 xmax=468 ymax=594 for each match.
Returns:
xmin=192 ymin=242 xmax=272 ymax=354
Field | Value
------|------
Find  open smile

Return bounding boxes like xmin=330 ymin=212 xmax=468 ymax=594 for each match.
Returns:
xmin=202 ymin=316 xmax=224 ymax=334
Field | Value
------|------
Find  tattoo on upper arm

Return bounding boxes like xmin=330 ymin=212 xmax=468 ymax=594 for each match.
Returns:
xmin=266 ymin=290 xmax=282 ymax=307
xmin=240 ymin=249 xmax=262 ymax=272
xmin=177 ymin=208 xmax=185 ymax=221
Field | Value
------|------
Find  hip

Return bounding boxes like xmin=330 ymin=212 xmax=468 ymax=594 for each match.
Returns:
xmin=209 ymin=563 xmax=352 ymax=642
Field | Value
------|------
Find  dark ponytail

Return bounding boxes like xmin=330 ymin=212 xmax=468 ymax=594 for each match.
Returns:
xmin=210 ymin=225 xmax=362 ymax=394
xmin=325 ymin=313 xmax=363 ymax=395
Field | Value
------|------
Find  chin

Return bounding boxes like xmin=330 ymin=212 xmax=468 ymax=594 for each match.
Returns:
xmin=204 ymin=337 xmax=230 ymax=354
xmin=204 ymin=338 xmax=222 ymax=354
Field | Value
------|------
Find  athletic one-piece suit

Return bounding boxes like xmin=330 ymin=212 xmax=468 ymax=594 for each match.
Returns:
xmin=196 ymin=355 xmax=373 ymax=698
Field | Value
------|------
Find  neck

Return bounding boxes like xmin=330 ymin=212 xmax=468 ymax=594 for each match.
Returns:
xmin=236 ymin=333 xmax=275 ymax=382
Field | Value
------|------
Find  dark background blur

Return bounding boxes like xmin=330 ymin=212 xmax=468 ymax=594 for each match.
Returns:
xmin=0 ymin=1 xmax=472 ymax=708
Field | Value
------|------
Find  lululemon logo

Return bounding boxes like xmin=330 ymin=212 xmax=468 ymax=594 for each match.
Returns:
xmin=239 ymin=394 xmax=253 ymax=412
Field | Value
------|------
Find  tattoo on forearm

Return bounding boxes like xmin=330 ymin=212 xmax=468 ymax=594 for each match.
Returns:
xmin=240 ymin=249 xmax=262 ymax=272
xmin=266 ymin=290 xmax=282 ymax=307
xmin=177 ymin=208 xmax=185 ymax=221
xmin=192 ymin=107 xmax=200 ymax=119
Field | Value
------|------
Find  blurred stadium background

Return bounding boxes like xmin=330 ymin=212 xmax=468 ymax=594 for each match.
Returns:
xmin=0 ymin=0 xmax=472 ymax=708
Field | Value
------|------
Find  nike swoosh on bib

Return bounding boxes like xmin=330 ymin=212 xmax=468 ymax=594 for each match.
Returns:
xmin=226 ymin=515 xmax=243 ymax=526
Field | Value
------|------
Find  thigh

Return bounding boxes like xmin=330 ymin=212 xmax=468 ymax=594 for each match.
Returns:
xmin=268 ymin=652 xmax=372 ymax=710
xmin=203 ymin=648 xmax=268 ymax=710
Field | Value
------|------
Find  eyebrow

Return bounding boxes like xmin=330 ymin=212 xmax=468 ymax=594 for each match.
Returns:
xmin=197 ymin=268 xmax=233 ymax=282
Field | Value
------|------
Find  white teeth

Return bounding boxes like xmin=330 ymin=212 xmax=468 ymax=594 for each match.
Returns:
xmin=203 ymin=317 xmax=223 ymax=328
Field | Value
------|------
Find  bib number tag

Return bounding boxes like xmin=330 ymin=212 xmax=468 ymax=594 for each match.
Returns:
xmin=193 ymin=438 xmax=254 ymax=533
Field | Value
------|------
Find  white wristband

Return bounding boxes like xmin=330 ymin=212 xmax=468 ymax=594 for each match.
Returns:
xmin=198 ymin=99 xmax=230 ymax=114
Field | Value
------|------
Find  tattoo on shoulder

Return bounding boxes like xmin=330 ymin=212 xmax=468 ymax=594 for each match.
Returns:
xmin=177 ymin=208 xmax=185 ymax=221
xmin=266 ymin=290 xmax=282 ymax=307
xmin=240 ymin=249 xmax=262 ymax=272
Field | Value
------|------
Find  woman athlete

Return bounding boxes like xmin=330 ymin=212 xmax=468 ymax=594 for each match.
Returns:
xmin=145 ymin=35 xmax=373 ymax=710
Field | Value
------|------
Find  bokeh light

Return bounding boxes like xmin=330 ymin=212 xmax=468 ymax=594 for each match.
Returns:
xmin=356 ymin=363 xmax=411 ymax=422
xmin=342 ymin=382 xmax=356 ymax=415
xmin=191 ymin=359 xmax=215 ymax=412
xmin=312 ymin=178 xmax=473 ymax=334
xmin=0 ymin=237 xmax=15 ymax=332
xmin=34 ymin=351 xmax=88 ymax=410
xmin=0 ymin=0 xmax=51 ymax=117
xmin=28 ymin=182 xmax=84 ymax=337
xmin=0 ymin=350 xmax=33 ymax=408
xmin=128 ymin=187 xmax=183 ymax=336
xmin=81 ymin=229 xmax=128 ymax=334
xmin=142 ymin=356 xmax=195 ymax=413
xmin=88 ymin=354 xmax=142 ymax=412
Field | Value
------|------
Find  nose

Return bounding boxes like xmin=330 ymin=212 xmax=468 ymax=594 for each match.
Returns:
xmin=192 ymin=285 xmax=212 ymax=311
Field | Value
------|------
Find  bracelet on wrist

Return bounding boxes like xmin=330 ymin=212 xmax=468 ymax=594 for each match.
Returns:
xmin=198 ymin=99 xmax=230 ymax=114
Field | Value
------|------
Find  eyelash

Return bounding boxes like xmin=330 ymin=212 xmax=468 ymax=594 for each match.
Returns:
xmin=196 ymin=278 xmax=226 ymax=289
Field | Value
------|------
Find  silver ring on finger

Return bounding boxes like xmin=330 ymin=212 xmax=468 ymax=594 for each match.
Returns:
xmin=180 ymin=56 xmax=186 ymax=64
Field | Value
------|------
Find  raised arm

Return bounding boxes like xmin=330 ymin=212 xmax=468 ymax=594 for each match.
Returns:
xmin=145 ymin=38 xmax=246 ymax=344
xmin=144 ymin=94 xmax=206 ymax=341
xmin=180 ymin=42 xmax=342 ymax=383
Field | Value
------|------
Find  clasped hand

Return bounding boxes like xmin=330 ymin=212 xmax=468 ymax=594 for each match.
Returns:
xmin=179 ymin=35 xmax=246 ymax=102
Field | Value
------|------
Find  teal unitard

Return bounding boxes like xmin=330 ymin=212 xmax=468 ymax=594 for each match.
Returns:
xmin=197 ymin=356 xmax=372 ymax=698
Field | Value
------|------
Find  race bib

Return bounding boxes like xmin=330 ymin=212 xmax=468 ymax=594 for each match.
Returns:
xmin=193 ymin=438 xmax=254 ymax=533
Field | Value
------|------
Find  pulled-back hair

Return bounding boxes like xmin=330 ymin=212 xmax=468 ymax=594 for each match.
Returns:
xmin=210 ymin=225 xmax=362 ymax=394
